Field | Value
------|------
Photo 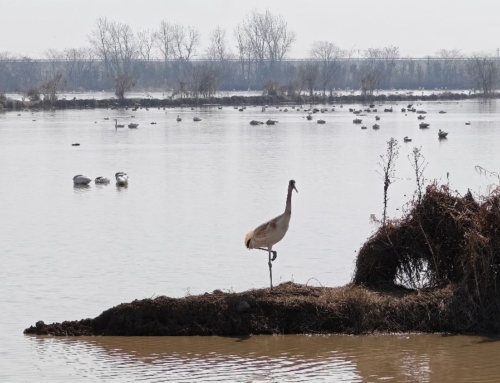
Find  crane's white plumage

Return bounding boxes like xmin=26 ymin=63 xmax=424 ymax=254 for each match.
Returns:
xmin=245 ymin=180 xmax=297 ymax=288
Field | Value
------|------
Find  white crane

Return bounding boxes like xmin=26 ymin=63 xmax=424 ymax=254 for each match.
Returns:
xmin=244 ymin=180 xmax=298 ymax=289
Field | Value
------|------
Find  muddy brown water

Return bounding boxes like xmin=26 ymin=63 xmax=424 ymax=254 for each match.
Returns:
xmin=2 ymin=99 xmax=500 ymax=381
xmin=25 ymin=334 xmax=500 ymax=382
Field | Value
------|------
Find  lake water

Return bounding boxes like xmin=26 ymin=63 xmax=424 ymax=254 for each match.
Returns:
xmin=1 ymin=99 xmax=500 ymax=382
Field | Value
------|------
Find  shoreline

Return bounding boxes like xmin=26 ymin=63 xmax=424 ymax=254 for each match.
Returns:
xmin=1 ymin=92 xmax=492 ymax=111
xmin=23 ymin=282 xmax=484 ymax=336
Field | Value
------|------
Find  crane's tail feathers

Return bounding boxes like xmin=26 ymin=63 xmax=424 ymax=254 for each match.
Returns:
xmin=245 ymin=231 xmax=254 ymax=249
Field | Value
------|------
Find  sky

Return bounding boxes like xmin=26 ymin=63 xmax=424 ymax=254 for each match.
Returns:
xmin=0 ymin=0 xmax=499 ymax=58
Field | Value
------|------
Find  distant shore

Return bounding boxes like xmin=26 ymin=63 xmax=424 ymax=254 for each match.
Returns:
xmin=1 ymin=92 xmax=494 ymax=111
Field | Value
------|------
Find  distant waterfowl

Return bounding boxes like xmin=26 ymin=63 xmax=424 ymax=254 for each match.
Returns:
xmin=73 ymin=175 xmax=91 ymax=185
xmin=306 ymin=115 xmax=313 ymax=120
xmin=317 ymin=119 xmax=326 ymax=124
xmin=193 ymin=117 xmax=201 ymax=122
xmin=266 ymin=119 xmax=277 ymax=125
xmin=218 ymin=106 xmax=223 ymax=110
xmin=375 ymin=116 xmax=380 ymax=121
xmin=250 ymin=120 xmax=264 ymax=125
xmin=176 ymin=116 xmax=182 ymax=122
xmin=417 ymin=110 xmax=427 ymax=114
xmin=115 ymin=172 xmax=129 ymax=185
xmin=438 ymin=129 xmax=448 ymax=138
xmin=71 ymin=143 xmax=80 ymax=146
xmin=150 ymin=122 xmax=157 ymax=125
xmin=465 ymin=121 xmax=471 ymax=125
xmin=245 ymin=180 xmax=298 ymax=289
xmin=128 ymin=123 xmax=139 ymax=128
xmin=104 ymin=117 xmax=109 ymax=120
xmin=114 ymin=119 xmax=125 ymax=128
xmin=353 ymin=118 xmax=362 ymax=124
xmin=361 ymin=125 xmax=367 ymax=129
xmin=373 ymin=124 xmax=380 ymax=129
xmin=404 ymin=136 xmax=412 ymax=142
xmin=439 ymin=111 xmax=447 ymax=114
xmin=418 ymin=115 xmax=426 ymax=120
xmin=419 ymin=122 xmax=430 ymax=128
xmin=95 ymin=176 xmax=110 ymax=184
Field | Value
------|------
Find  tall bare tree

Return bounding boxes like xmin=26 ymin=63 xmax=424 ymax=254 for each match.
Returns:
xmin=435 ymin=49 xmax=463 ymax=88
xmin=206 ymin=26 xmax=231 ymax=61
xmin=64 ymin=47 xmax=95 ymax=89
xmin=359 ymin=46 xmax=400 ymax=95
xmin=466 ymin=53 xmax=500 ymax=95
xmin=309 ymin=41 xmax=349 ymax=95
xmin=137 ymin=29 xmax=157 ymax=61
xmin=89 ymin=17 xmax=138 ymax=97
xmin=171 ymin=24 xmax=200 ymax=61
xmin=235 ymin=9 xmax=296 ymax=79
xmin=299 ymin=62 xmax=319 ymax=96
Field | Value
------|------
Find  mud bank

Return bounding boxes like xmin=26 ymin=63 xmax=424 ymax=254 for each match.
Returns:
xmin=1 ymin=92 xmax=488 ymax=111
xmin=24 ymin=282 xmax=484 ymax=336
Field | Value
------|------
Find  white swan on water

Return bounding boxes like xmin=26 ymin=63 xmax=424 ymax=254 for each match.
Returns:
xmin=73 ymin=175 xmax=91 ymax=185
xmin=115 ymin=172 xmax=129 ymax=185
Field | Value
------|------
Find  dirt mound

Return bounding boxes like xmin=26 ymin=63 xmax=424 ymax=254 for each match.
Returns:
xmin=23 ymin=281 xmax=494 ymax=336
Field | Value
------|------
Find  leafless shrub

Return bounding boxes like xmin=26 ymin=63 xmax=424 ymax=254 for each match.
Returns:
xmin=378 ymin=137 xmax=400 ymax=226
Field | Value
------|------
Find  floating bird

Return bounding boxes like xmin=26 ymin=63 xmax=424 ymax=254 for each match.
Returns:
xmin=245 ymin=180 xmax=298 ymax=289
xmin=73 ymin=175 xmax=91 ymax=185
xmin=95 ymin=176 xmax=110 ymax=184
xmin=114 ymin=119 xmax=125 ymax=129
xmin=438 ymin=129 xmax=448 ymax=139
xmin=128 ymin=123 xmax=139 ymax=128
xmin=115 ymin=172 xmax=129 ymax=185
xmin=176 ymin=116 xmax=182 ymax=122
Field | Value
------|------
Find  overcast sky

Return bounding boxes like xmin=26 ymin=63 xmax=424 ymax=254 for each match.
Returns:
xmin=1 ymin=0 xmax=498 ymax=58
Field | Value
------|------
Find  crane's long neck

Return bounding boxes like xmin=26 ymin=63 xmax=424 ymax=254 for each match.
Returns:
xmin=285 ymin=186 xmax=293 ymax=215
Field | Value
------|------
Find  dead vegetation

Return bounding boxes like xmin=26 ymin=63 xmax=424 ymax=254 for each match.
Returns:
xmin=354 ymin=183 xmax=500 ymax=332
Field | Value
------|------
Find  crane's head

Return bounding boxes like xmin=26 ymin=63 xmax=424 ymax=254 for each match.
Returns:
xmin=289 ymin=179 xmax=298 ymax=193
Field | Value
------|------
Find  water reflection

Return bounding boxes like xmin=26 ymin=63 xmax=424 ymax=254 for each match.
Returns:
xmin=73 ymin=184 xmax=91 ymax=193
xmin=25 ymin=334 xmax=500 ymax=382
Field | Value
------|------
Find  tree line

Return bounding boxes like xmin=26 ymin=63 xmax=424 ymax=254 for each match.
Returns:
xmin=0 ymin=11 xmax=499 ymax=100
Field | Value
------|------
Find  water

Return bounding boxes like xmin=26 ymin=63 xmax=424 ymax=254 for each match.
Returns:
xmin=1 ymin=99 xmax=500 ymax=382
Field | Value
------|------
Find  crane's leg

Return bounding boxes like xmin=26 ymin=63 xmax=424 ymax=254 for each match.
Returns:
xmin=257 ymin=247 xmax=277 ymax=261
xmin=268 ymin=249 xmax=273 ymax=290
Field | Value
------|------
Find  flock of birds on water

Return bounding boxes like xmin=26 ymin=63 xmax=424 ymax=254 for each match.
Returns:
xmin=73 ymin=172 xmax=129 ymax=186
xmin=73 ymin=102 xmax=464 ymax=144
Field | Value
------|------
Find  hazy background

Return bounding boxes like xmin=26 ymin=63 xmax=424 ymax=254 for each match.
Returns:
xmin=1 ymin=0 xmax=499 ymax=58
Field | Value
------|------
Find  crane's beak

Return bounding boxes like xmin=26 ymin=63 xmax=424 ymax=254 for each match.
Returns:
xmin=293 ymin=185 xmax=298 ymax=193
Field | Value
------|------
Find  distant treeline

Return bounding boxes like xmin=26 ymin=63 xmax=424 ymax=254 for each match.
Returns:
xmin=0 ymin=57 xmax=474 ymax=93
xmin=0 ymin=11 xmax=498 ymax=99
